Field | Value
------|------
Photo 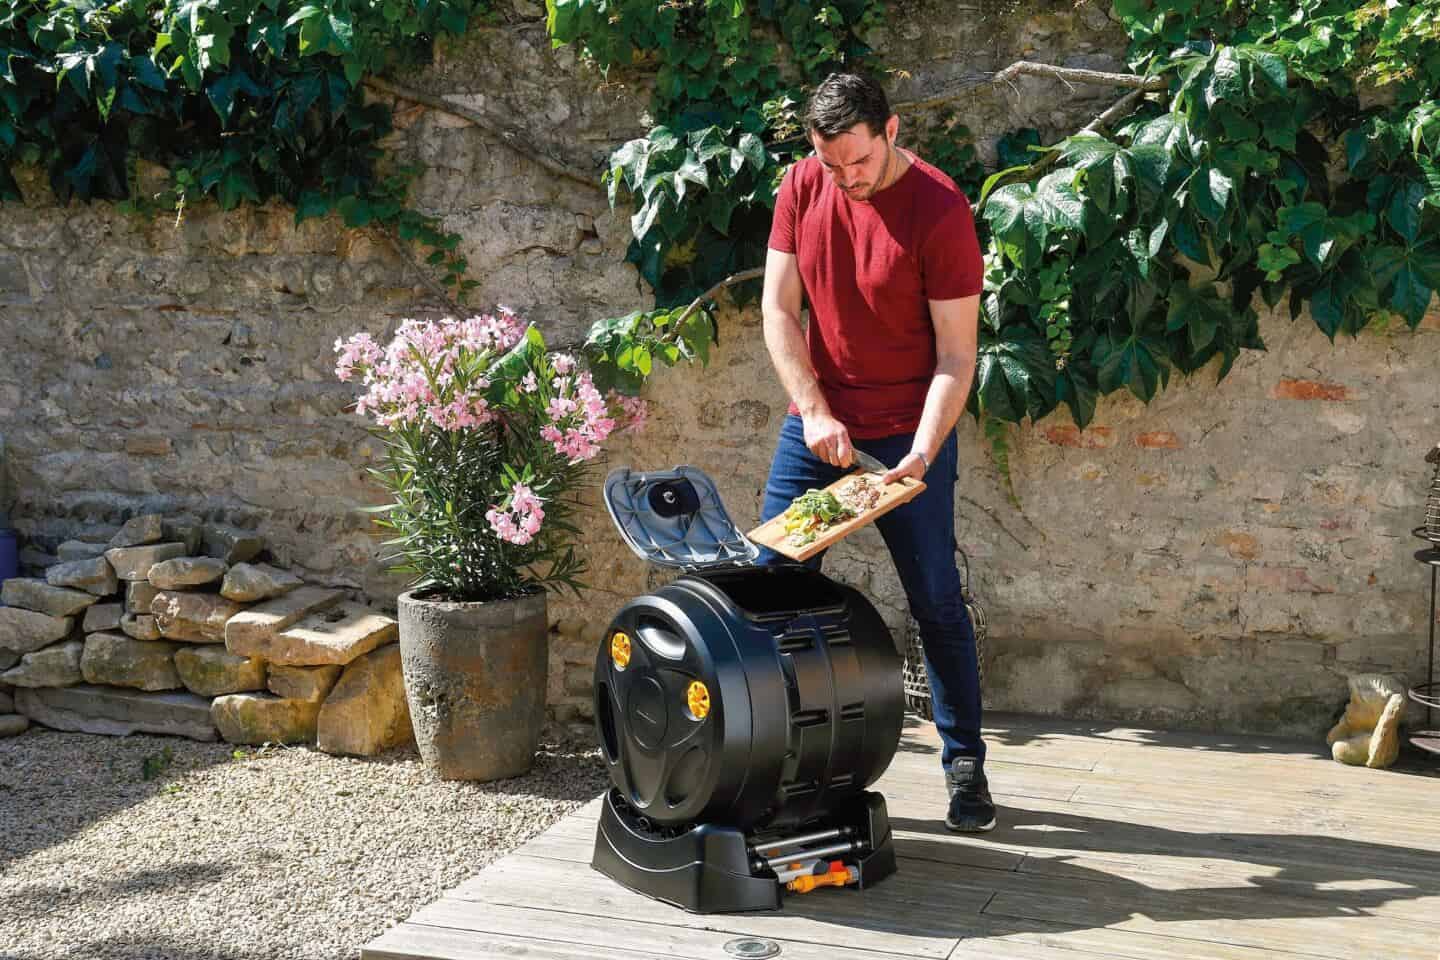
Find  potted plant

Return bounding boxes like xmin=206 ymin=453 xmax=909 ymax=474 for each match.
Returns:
xmin=335 ymin=310 xmax=644 ymax=781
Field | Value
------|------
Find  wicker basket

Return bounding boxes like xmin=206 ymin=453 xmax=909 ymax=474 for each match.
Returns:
xmin=1425 ymin=444 xmax=1440 ymax=542
xmin=903 ymin=548 xmax=986 ymax=721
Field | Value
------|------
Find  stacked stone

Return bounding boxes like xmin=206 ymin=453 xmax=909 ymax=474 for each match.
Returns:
xmin=547 ymin=616 xmax=602 ymax=730
xmin=0 ymin=514 xmax=412 ymax=756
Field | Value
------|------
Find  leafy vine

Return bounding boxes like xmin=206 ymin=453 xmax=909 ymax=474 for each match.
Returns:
xmin=0 ymin=0 xmax=489 ymax=298
xmin=550 ymin=0 xmax=1440 ymax=448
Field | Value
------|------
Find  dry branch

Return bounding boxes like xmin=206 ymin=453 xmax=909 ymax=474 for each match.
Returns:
xmin=993 ymin=61 xmax=1167 ymax=92
xmin=974 ymin=85 xmax=1158 ymax=210
xmin=382 ymin=226 xmax=465 ymax=314
xmin=364 ymin=76 xmax=603 ymax=192
xmin=665 ymin=266 xmax=766 ymax=338
xmin=894 ymin=60 xmax=1165 ymax=112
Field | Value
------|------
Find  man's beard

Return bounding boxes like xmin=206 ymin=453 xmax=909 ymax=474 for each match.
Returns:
xmin=845 ymin=141 xmax=892 ymax=202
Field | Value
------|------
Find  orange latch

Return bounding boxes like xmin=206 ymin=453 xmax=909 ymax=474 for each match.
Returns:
xmin=785 ymin=862 xmax=857 ymax=894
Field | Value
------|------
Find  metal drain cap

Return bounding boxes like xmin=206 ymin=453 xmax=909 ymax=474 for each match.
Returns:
xmin=723 ymin=937 xmax=781 ymax=959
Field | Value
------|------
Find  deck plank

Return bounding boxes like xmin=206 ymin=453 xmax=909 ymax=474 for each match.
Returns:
xmin=364 ymin=714 xmax=1440 ymax=960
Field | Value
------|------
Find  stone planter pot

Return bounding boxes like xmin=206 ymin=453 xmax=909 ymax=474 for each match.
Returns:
xmin=397 ymin=589 xmax=548 ymax=781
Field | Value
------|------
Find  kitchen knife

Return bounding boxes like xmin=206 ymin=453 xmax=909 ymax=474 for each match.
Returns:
xmin=850 ymin=448 xmax=889 ymax=475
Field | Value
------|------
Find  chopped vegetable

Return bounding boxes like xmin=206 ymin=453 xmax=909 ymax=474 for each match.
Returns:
xmin=782 ymin=489 xmax=857 ymax=546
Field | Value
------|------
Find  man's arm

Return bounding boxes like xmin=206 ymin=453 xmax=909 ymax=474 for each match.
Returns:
xmin=881 ymin=294 xmax=979 ymax=484
xmin=762 ymin=247 xmax=854 ymax=467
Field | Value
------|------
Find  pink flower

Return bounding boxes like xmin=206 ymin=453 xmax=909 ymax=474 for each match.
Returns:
xmin=486 ymin=481 xmax=546 ymax=546
xmin=545 ymin=396 xmax=578 ymax=419
xmin=337 ymin=313 xmax=534 ymax=429
xmin=334 ymin=332 xmax=382 ymax=383
xmin=611 ymin=393 xmax=649 ymax=433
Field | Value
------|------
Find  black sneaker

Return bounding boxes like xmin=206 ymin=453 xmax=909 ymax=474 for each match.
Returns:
xmin=945 ymin=757 xmax=997 ymax=833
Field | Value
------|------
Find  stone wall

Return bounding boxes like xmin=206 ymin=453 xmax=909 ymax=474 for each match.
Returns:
xmin=1 ymin=0 xmax=1436 ymax=740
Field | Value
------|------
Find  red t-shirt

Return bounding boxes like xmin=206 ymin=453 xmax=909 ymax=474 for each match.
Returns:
xmin=767 ymin=153 xmax=983 ymax=438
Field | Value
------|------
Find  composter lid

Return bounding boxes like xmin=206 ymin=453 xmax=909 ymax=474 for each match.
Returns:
xmin=603 ymin=465 xmax=760 ymax=569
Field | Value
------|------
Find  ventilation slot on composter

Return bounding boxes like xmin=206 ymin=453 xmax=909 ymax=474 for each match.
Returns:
xmin=782 ymin=779 xmax=819 ymax=800
xmin=777 ymin=631 xmax=813 ymax=652
xmin=792 ymin=709 xmax=829 ymax=728
xmin=839 ymin=702 xmax=865 ymax=722
xmin=597 ymin=682 xmax=619 ymax=762
xmin=828 ymin=772 xmax=854 ymax=790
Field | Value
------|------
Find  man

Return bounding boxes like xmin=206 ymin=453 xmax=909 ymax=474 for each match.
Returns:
xmin=758 ymin=72 xmax=993 ymax=833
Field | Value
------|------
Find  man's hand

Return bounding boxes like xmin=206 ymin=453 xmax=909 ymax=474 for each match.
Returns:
xmin=882 ymin=452 xmax=927 ymax=485
xmin=803 ymin=412 xmax=853 ymax=468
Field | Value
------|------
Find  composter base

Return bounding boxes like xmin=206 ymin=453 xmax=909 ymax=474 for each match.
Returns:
xmin=591 ymin=788 xmax=897 ymax=914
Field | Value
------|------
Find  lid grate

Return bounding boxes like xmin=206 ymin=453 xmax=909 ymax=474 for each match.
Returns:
xmin=603 ymin=466 xmax=760 ymax=570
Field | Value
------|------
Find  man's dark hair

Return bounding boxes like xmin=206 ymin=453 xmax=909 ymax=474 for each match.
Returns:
xmin=805 ymin=72 xmax=891 ymax=139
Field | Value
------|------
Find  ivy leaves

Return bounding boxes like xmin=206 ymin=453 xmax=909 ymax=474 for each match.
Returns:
xmin=967 ymin=0 xmax=1440 ymax=431
xmin=559 ymin=0 xmax=1440 ymax=436
xmin=0 ymin=0 xmax=485 ymax=296
xmin=439 ymin=0 xmax=1440 ymax=429
xmin=985 ymin=171 xmax=1083 ymax=269
xmin=553 ymin=0 xmax=884 ymax=394
xmin=1370 ymin=242 xmax=1440 ymax=326
xmin=605 ymin=118 xmax=775 ymax=303
xmin=583 ymin=303 xmax=718 ymax=395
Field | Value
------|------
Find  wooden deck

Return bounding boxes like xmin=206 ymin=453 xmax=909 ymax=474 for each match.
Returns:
xmin=364 ymin=713 xmax=1440 ymax=960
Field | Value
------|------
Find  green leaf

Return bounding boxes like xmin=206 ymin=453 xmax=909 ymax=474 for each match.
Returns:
xmin=1147 ymin=220 xmax=1169 ymax=258
xmin=1172 ymin=217 xmax=1206 ymax=263
xmin=1203 ymin=47 xmax=1245 ymax=109
xmin=1057 ymin=370 xmax=1096 ymax=429
xmin=130 ymin=56 xmax=168 ymax=92
xmin=1309 ymin=279 xmax=1345 ymax=340
xmin=678 ymin=310 xmax=713 ymax=366
xmin=1129 ymin=114 xmax=1190 ymax=154
xmin=205 ymin=70 xmax=262 ymax=126
xmin=1240 ymin=45 xmax=1287 ymax=92
xmin=216 ymin=169 xmax=259 ymax=210
xmin=1192 ymin=166 xmax=1233 ymax=224
xmin=975 ymin=351 xmax=1020 ymax=421
xmin=983 ymin=171 xmax=1082 ymax=268
xmin=977 ymin=162 xmax=1033 ymax=210
xmin=329 ymin=13 xmax=354 ymax=52
xmin=1387 ymin=180 xmax=1426 ymax=245
xmin=284 ymin=5 xmax=324 ymax=29
xmin=1098 ymin=335 xmax=1167 ymax=403
xmin=1165 ymin=281 xmax=1226 ymax=353
xmin=631 ymin=191 xmax=665 ymax=240
xmin=249 ymin=20 xmax=287 ymax=56
xmin=707 ymin=195 xmax=738 ymax=235
xmin=1257 ymin=243 xmax=1301 ymax=281
xmin=672 ymin=154 xmax=708 ymax=203
xmin=1371 ymin=243 xmax=1440 ymax=326
xmin=738 ymin=131 xmax=766 ymax=171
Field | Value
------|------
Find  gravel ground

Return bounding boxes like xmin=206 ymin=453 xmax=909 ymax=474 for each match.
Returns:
xmin=0 ymin=726 xmax=609 ymax=960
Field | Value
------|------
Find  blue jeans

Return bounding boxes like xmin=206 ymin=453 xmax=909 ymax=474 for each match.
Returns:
xmin=758 ymin=414 xmax=985 ymax=773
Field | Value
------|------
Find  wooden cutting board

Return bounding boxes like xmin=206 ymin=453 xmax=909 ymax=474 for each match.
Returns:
xmin=746 ymin=471 xmax=927 ymax=561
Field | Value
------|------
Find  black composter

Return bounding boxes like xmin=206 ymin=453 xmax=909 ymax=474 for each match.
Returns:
xmin=591 ymin=465 xmax=904 ymax=913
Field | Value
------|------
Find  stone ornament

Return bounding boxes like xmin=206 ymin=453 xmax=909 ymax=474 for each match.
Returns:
xmin=1325 ymin=673 xmax=1406 ymax=768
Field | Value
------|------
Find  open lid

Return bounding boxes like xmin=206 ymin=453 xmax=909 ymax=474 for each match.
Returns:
xmin=603 ymin=465 xmax=760 ymax=569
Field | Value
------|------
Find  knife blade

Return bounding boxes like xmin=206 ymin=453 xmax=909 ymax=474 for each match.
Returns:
xmin=850 ymin=448 xmax=889 ymax=475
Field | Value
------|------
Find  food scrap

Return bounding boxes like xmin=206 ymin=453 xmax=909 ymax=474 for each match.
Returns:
xmin=836 ymin=475 xmax=881 ymax=513
xmin=781 ymin=476 xmax=887 ymax=547
xmin=782 ymin=489 xmax=856 ymax=546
